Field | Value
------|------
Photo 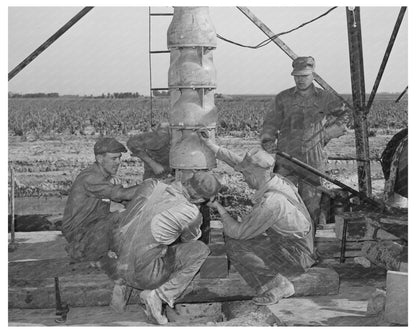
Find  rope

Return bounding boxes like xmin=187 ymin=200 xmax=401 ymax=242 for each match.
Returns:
xmin=217 ymin=7 xmax=338 ymax=49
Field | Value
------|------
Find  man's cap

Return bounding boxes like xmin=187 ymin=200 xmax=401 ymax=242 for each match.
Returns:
xmin=94 ymin=137 xmax=127 ymax=155
xmin=291 ymin=56 xmax=315 ymax=76
xmin=190 ymin=171 xmax=222 ymax=199
xmin=235 ymin=148 xmax=275 ymax=172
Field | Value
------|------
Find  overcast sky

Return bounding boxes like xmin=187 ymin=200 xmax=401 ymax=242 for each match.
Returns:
xmin=7 ymin=3 xmax=410 ymax=96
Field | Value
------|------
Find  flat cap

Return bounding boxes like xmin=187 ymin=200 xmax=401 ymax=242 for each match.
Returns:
xmin=291 ymin=56 xmax=315 ymax=76
xmin=190 ymin=170 xmax=222 ymax=199
xmin=94 ymin=137 xmax=127 ymax=155
xmin=235 ymin=148 xmax=275 ymax=172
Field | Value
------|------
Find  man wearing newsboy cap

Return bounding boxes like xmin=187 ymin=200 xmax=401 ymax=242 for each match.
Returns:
xmin=260 ymin=56 xmax=349 ymax=226
xmin=62 ymin=137 xmax=144 ymax=263
xmin=197 ymin=130 xmax=315 ymax=306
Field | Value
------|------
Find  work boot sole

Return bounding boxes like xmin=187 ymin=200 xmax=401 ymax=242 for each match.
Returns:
xmin=139 ymin=291 xmax=168 ymax=325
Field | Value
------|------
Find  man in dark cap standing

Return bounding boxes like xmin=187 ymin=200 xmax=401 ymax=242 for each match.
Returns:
xmin=62 ymin=137 xmax=144 ymax=263
xmin=260 ymin=56 xmax=349 ymax=226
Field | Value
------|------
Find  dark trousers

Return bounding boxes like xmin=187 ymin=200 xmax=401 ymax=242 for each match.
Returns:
xmin=129 ymin=240 xmax=209 ymax=306
xmin=225 ymin=229 xmax=315 ymax=294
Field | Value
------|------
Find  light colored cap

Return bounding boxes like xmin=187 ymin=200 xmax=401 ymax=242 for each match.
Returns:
xmin=235 ymin=148 xmax=275 ymax=172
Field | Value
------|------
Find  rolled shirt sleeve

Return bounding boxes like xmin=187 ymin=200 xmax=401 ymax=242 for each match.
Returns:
xmin=84 ymin=174 xmax=126 ymax=202
xmin=151 ymin=202 xmax=202 ymax=244
xmin=223 ymin=191 xmax=311 ymax=240
xmin=215 ymin=147 xmax=244 ymax=169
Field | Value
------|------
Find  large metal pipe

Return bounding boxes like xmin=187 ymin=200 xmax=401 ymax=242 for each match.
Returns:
xmin=346 ymin=7 xmax=372 ymax=196
xmin=167 ymin=7 xmax=217 ymax=170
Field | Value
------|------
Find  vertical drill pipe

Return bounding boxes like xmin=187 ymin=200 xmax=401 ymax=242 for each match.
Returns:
xmin=366 ymin=7 xmax=407 ymax=111
xmin=346 ymin=7 xmax=372 ymax=196
xmin=237 ymin=6 xmax=353 ymax=110
xmin=10 ymin=166 xmax=15 ymax=244
xmin=148 ymin=7 xmax=154 ymax=126
xmin=8 ymin=7 xmax=93 ymax=81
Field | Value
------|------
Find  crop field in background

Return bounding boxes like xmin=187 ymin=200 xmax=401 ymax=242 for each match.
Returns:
xmin=8 ymin=94 xmax=408 ymax=139
xmin=8 ymin=94 xmax=407 ymax=217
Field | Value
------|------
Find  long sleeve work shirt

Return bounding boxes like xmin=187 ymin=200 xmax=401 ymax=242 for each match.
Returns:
xmin=62 ymin=163 xmax=126 ymax=242
xmin=261 ymin=85 xmax=347 ymax=171
xmin=214 ymin=147 xmax=312 ymax=242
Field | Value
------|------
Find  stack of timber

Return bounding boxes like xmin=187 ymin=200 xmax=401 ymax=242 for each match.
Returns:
xmin=9 ymin=223 xmax=339 ymax=309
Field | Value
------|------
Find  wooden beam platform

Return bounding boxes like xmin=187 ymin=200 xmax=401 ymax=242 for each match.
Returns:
xmin=9 ymin=231 xmax=339 ymax=309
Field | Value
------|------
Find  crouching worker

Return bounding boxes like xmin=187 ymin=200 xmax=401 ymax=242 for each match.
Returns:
xmin=62 ymin=137 xmax=143 ymax=263
xmin=198 ymin=129 xmax=316 ymax=306
xmin=107 ymin=170 xmax=222 ymax=325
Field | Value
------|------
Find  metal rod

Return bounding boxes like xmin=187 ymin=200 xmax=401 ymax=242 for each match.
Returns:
xmin=8 ymin=7 xmax=94 ymax=81
xmin=274 ymin=150 xmax=385 ymax=211
xmin=346 ymin=7 xmax=372 ymax=196
xmin=148 ymin=7 xmax=154 ymax=126
xmin=150 ymin=87 xmax=170 ymax=91
xmin=10 ymin=166 xmax=15 ymax=244
xmin=328 ymin=156 xmax=378 ymax=161
xmin=340 ymin=219 xmax=349 ymax=263
xmin=150 ymin=13 xmax=173 ymax=16
xmin=150 ymin=50 xmax=171 ymax=54
xmin=366 ymin=7 xmax=407 ymax=111
xmin=237 ymin=6 xmax=353 ymax=110
xmin=395 ymin=86 xmax=408 ymax=103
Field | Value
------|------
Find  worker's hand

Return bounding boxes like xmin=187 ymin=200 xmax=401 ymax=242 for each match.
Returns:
xmin=261 ymin=139 xmax=277 ymax=154
xmin=197 ymin=128 xmax=210 ymax=141
xmin=196 ymin=128 xmax=219 ymax=152
xmin=152 ymin=162 xmax=165 ymax=175
xmin=110 ymin=177 xmax=122 ymax=185
xmin=206 ymin=196 xmax=221 ymax=210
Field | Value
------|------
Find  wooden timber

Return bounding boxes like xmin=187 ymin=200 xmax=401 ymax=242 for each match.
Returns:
xmin=9 ymin=231 xmax=339 ymax=309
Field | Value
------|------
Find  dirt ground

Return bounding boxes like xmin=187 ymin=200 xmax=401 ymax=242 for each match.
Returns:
xmin=8 ymin=129 xmax=393 ymax=214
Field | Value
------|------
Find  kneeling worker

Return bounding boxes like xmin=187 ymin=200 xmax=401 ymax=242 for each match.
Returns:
xmin=198 ymin=129 xmax=316 ymax=305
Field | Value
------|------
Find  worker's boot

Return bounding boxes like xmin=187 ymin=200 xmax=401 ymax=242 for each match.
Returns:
xmin=252 ymin=274 xmax=295 ymax=306
xmin=139 ymin=289 xmax=168 ymax=325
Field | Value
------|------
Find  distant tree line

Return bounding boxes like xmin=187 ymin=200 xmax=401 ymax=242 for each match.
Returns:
xmin=8 ymin=92 xmax=143 ymax=99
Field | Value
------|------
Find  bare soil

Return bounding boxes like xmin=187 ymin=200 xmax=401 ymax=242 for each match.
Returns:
xmin=8 ymin=130 xmax=393 ymax=218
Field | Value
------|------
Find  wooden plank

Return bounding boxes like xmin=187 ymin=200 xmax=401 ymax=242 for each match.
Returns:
xmin=9 ymin=257 xmax=339 ymax=308
xmin=9 ymin=231 xmax=339 ymax=308
xmin=10 ymin=196 xmax=68 ymax=216
xmin=384 ymin=271 xmax=408 ymax=325
xmin=200 ymin=228 xmax=228 ymax=279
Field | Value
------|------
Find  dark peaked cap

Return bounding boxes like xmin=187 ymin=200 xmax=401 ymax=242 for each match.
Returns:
xmin=291 ymin=56 xmax=315 ymax=76
xmin=190 ymin=171 xmax=222 ymax=199
xmin=94 ymin=137 xmax=127 ymax=155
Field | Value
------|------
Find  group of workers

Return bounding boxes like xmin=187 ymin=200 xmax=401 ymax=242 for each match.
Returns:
xmin=61 ymin=56 xmax=348 ymax=325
